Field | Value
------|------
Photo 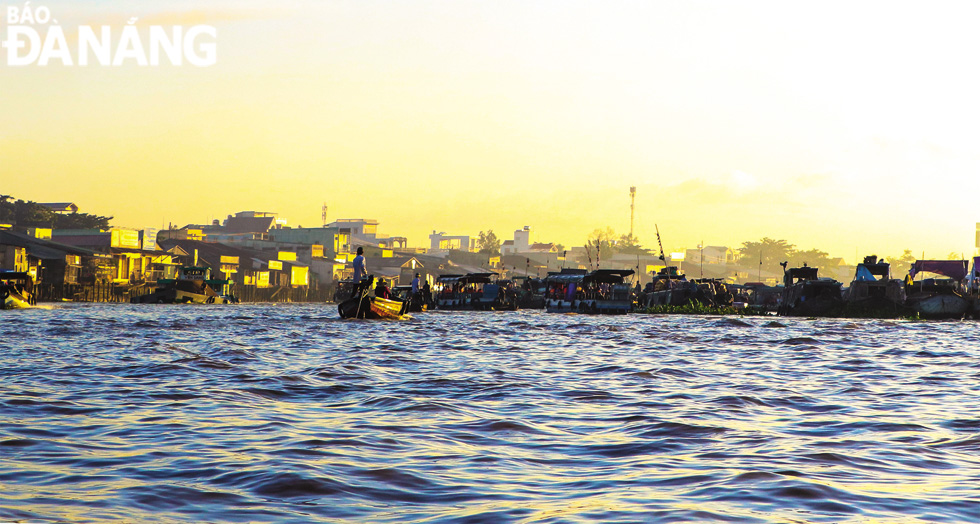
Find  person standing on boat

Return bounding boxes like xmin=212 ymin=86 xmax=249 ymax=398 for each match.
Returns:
xmin=422 ymin=280 xmax=432 ymax=308
xmin=352 ymin=247 xmax=367 ymax=293
xmin=411 ymin=273 xmax=422 ymax=307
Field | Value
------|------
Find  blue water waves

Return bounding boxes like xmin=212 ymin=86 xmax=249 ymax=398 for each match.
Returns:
xmin=1 ymin=304 xmax=979 ymax=523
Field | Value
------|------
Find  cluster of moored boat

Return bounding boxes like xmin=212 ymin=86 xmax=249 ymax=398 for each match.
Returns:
xmin=336 ymin=268 xmax=639 ymax=319
xmin=5 ymin=254 xmax=977 ymax=320
xmin=773 ymin=256 xmax=977 ymax=319
xmin=333 ymin=255 xmax=980 ymax=320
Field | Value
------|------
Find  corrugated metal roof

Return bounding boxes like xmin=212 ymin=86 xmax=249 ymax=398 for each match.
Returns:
xmin=0 ymin=231 xmax=96 ymax=259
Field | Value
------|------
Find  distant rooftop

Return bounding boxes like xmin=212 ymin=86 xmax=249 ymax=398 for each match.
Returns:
xmin=39 ymin=202 xmax=79 ymax=214
xmin=331 ymin=219 xmax=378 ymax=225
xmin=224 ymin=215 xmax=276 ymax=234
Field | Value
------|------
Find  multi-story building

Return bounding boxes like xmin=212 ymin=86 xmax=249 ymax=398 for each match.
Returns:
xmin=429 ymin=231 xmax=476 ymax=252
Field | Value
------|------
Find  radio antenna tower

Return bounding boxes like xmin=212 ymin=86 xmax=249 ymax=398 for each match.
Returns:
xmin=321 ymin=203 xmax=328 ymax=227
xmin=629 ymin=186 xmax=636 ymax=239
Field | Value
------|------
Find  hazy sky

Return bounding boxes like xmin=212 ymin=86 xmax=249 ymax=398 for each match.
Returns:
xmin=3 ymin=1 xmax=979 ymax=261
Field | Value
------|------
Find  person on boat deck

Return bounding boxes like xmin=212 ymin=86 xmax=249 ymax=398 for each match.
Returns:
xmin=411 ymin=273 xmax=421 ymax=303
xmin=375 ymin=278 xmax=391 ymax=299
xmin=352 ymin=247 xmax=366 ymax=292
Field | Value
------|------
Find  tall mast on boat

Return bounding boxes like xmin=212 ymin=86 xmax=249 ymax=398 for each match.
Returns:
xmin=655 ymin=224 xmax=666 ymax=264
xmin=655 ymin=224 xmax=670 ymax=289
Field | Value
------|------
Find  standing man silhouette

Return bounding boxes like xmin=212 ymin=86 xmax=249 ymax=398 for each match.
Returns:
xmin=352 ymin=247 xmax=367 ymax=293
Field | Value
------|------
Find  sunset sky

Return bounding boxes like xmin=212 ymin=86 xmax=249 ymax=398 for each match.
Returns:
xmin=3 ymin=1 xmax=980 ymax=261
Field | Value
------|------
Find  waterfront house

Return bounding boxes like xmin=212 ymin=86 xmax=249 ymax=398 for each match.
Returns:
xmin=0 ymin=230 xmax=97 ymax=287
xmin=51 ymin=228 xmax=169 ymax=285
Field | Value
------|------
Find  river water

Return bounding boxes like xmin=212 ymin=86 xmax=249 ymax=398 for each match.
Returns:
xmin=1 ymin=304 xmax=978 ymax=523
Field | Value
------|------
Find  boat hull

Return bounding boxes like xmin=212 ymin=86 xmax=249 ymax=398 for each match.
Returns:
xmin=908 ymin=293 xmax=970 ymax=319
xmin=1 ymin=290 xmax=33 ymax=309
xmin=133 ymin=288 xmax=236 ymax=304
xmin=339 ymin=295 xmax=407 ymax=319
xmin=545 ymin=298 xmax=630 ymax=315
xmin=645 ymin=288 xmax=693 ymax=307
xmin=1 ymin=273 xmax=36 ymax=309
xmin=779 ymin=280 xmax=844 ymax=317
xmin=435 ymin=297 xmax=474 ymax=311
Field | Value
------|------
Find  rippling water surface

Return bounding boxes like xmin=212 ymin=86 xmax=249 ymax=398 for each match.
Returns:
xmin=2 ymin=304 xmax=979 ymax=523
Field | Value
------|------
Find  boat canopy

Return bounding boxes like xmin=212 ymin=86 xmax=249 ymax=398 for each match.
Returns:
xmin=587 ymin=269 xmax=634 ymax=284
xmin=544 ymin=272 xmax=587 ymax=284
xmin=854 ymin=256 xmax=890 ymax=281
xmin=544 ymin=269 xmax=634 ymax=285
xmin=909 ymin=260 xmax=968 ymax=281
xmin=462 ymin=273 xmax=496 ymax=284
xmin=784 ymin=266 xmax=818 ymax=284
xmin=0 ymin=271 xmax=33 ymax=283
xmin=854 ymin=264 xmax=890 ymax=281
xmin=436 ymin=272 xmax=495 ymax=284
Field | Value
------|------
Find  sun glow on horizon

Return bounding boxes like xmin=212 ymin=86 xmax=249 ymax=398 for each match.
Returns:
xmin=3 ymin=1 xmax=980 ymax=260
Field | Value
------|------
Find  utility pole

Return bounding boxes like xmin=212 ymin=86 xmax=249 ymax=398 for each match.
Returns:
xmin=629 ymin=186 xmax=636 ymax=240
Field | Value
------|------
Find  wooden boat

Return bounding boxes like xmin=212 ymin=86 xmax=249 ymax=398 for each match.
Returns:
xmin=1 ymin=272 xmax=36 ymax=309
xmin=332 ymin=279 xmax=357 ymax=303
xmin=778 ymin=263 xmax=844 ymax=317
xmin=338 ymin=281 xmax=408 ymax=320
xmin=544 ymin=269 xmax=634 ymax=314
xmin=905 ymin=260 xmax=970 ymax=319
xmin=434 ymin=273 xmax=499 ymax=310
xmin=132 ymin=266 xmax=238 ymax=304
xmin=844 ymin=255 xmax=907 ymax=316
xmin=643 ymin=267 xmax=733 ymax=309
xmin=393 ymin=285 xmax=427 ymax=312
xmin=732 ymin=282 xmax=782 ymax=314
xmin=489 ymin=279 xmax=521 ymax=311
xmin=642 ymin=266 xmax=689 ymax=307
xmin=511 ymin=276 xmax=545 ymax=309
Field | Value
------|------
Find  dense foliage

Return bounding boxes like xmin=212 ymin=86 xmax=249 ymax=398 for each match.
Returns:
xmin=477 ymin=230 xmax=501 ymax=255
xmin=0 ymin=195 xmax=111 ymax=229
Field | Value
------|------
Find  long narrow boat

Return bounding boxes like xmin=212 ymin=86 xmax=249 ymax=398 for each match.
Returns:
xmin=434 ymin=273 xmax=498 ymax=310
xmin=1 ymin=272 xmax=36 ymax=309
xmin=905 ymin=260 xmax=969 ymax=319
xmin=844 ymin=255 xmax=907 ymax=316
xmin=778 ymin=264 xmax=844 ymax=317
xmin=338 ymin=277 xmax=408 ymax=319
xmin=132 ymin=266 xmax=238 ymax=304
xmin=393 ymin=285 xmax=427 ymax=312
xmin=544 ymin=269 xmax=634 ymax=314
xmin=643 ymin=266 xmax=688 ymax=307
